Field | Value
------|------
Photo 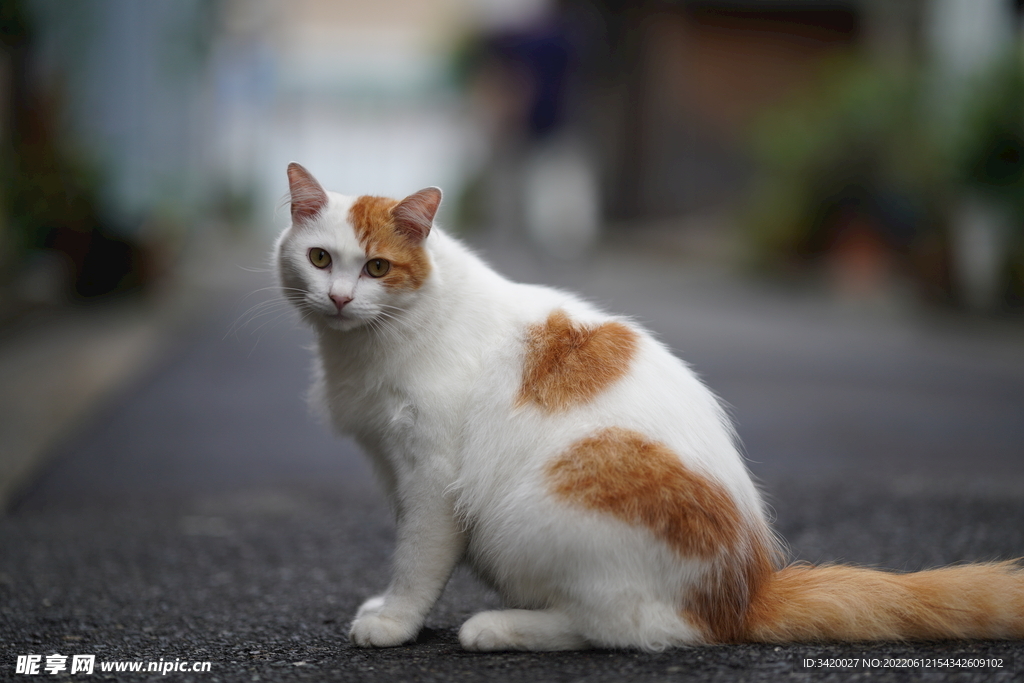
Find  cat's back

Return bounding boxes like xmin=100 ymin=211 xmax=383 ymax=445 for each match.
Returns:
xmin=455 ymin=281 xmax=766 ymax=589
xmin=456 ymin=268 xmax=757 ymax=500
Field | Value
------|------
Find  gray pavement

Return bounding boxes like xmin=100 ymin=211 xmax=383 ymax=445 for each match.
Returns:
xmin=2 ymin=235 xmax=1024 ymax=682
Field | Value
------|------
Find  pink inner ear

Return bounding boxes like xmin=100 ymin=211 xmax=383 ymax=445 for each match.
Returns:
xmin=287 ymin=162 xmax=328 ymax=223
xmin=393 ymin=187 xmax=442 ymax=242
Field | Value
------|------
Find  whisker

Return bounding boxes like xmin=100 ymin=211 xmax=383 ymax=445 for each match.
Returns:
xmin=226 ymin=283 xmax=315 ymax=339
xmin=226 ymin=298 xmax=297 ymax=339
xmin=247 ymin=309 xmax=306 ymax=357
xmin=366 ymin=315 xmax=399 ymax=345
xmin=238 ymin=285 xmax=308 ymax=302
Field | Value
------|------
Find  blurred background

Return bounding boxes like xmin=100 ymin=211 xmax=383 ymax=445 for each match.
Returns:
xmin=3 ymin=4 xmax=1023 ymax=672
xmin=2 ymin=0 xmax=1024 ymax=508
xmin=3 ymin=0 xmax=1024 ymax=311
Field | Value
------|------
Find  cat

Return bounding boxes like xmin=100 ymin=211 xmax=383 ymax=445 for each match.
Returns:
xmin=275 ymin=162 xmax=1024 ymax=651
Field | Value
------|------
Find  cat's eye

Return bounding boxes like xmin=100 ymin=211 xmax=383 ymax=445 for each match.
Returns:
xmin=365 ymin=258 xmax=391 ymax=278
xmin=309 ymin=248 xmax=331 ymax=269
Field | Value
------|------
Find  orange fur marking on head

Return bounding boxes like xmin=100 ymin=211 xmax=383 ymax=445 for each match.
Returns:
xmin=348 ymin=195 xmax=431 ymax=291
xmin=518 ymin=311 xmax=638 ymax=412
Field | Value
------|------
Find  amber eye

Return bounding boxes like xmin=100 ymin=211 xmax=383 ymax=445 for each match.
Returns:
xmin=309 ymin=248 xmax=331 ymax=269
xmin=365 ymin=258 xmax=391 ymax=278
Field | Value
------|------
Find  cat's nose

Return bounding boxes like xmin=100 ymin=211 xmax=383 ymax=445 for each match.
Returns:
xmin=331 ymin=294 xmax=353 ymax=311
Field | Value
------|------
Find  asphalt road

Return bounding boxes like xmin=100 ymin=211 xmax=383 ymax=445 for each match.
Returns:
xmin=3 ymin=239 xmax=1024 ymax=682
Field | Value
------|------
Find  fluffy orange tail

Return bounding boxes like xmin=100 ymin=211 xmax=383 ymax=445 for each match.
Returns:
xmin=742 ymin=561 xmax=1024 ymax=642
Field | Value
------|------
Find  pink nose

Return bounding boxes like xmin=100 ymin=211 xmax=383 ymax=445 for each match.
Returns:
xmin=331 ymin=294 xmax=353 ymax=311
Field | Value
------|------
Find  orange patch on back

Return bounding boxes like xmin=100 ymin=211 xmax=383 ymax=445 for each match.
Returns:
xmin=547 ymin=426 xmax=779 ymax=643
xmin=518 ymin=311 xmax=638 ymax=412
xmin=348 ymin=195 xmax=431 ymax=291
xmin=546 ymin=427 xmax=740 ymax=557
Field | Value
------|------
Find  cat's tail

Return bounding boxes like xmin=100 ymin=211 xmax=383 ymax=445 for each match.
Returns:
xmin=741 ymin=560 xmax=1024 ymax=642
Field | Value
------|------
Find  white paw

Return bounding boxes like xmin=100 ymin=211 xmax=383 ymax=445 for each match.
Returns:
xmin=355 ymin=595 xmax=386 ymax=619
xmin=349 ymin=612 xmax=419 ymax=648
xmin=460 ymin=610 xmax=590 ymax=651
xmin=459 ymin=612 xmax=510 ymax=652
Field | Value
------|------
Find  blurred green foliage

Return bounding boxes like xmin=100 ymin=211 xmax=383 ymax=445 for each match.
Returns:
xmin=744 ymin=50 xmax=1024 ymax=308
xmin=745 ymin=57 xmax=944 ymax=261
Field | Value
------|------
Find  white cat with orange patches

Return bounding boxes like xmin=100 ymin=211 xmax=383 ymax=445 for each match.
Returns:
xmin=275 ymin=162 xmax=1024 ymax=651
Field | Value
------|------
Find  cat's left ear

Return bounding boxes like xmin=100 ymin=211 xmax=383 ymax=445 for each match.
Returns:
xmin=393 ymin=187 xmax=442 ymax=242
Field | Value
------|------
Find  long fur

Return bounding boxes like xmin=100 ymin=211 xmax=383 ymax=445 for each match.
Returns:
xmin=744 ymin=561 xmax=1024 ymax=642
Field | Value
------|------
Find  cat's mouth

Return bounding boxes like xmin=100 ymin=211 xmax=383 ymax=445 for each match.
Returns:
xmin=322 ymin=306 xmax=369 ymax=331
xmin=329 ymin=307 xmax=355 ymax=322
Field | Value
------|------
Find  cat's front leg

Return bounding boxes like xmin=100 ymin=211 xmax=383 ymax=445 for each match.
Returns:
xmin=349 ymin=485 xmax=465 ymax=647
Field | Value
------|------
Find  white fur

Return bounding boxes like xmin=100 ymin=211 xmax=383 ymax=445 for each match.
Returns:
xmin=275 ymin=189 xmax=770 ymax=651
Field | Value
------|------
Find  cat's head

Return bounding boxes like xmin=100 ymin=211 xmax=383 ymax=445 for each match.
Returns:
xmin=275 ymin=162 xmax=442 ymax=332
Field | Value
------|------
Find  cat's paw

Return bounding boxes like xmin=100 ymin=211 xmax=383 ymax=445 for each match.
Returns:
xmin=349 ymin=612 xmax=419 ymax=648
xmin=355 ymin=595 xmax=386 ymax=619
xmin=459 ymin=612 xmax=511 ymax=651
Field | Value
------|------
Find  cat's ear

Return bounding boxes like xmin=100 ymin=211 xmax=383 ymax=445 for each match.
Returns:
xmin=287 ymin=162 xmax=328 ymax=224
xmin=393 ymin=187 xmax=442 ymax=242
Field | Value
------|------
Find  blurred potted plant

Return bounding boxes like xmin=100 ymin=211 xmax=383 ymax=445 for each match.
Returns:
xmin=743 ymin=56 xmax=952 ymax=301
xmin=745 ymin=47 xmax=1024 ymax=313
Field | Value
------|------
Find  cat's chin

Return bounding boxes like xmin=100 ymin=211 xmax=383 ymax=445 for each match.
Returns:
xmin=320 ymin=313 xmax=368 ymax=332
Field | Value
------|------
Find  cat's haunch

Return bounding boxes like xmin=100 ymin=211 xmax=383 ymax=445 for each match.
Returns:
xmin=275 ymin=163 xmax=1024 ymax=651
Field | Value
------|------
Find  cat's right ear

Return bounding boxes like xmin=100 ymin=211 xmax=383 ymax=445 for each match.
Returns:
xmin=287 ymin=162 xmax=328 ymax=224
xmin=393 ymin=187 xmax=442 ymax=243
